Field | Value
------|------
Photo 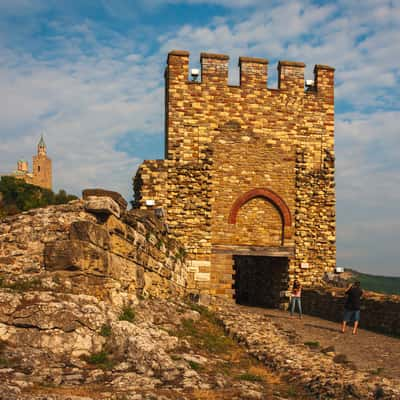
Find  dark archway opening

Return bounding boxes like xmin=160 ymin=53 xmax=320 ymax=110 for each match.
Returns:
xmin=233 ymin=255 xmax=289 ymax=308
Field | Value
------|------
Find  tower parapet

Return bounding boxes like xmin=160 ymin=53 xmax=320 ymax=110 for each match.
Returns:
xmin=314 ymin=64 xmax=335 ymax=104
xmin=165 ymin=50 xmax=334 ymax=94
xmin=239 ymin=57 xmax=268 ymax=88
xmin=278 ymin=60 xmax=305 ymax=93
xmin=200 ymin=53 xmax=229 ymax=85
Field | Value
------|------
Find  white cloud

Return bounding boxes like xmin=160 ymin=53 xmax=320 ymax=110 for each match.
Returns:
xmin=0 ymin=24 xmax=165 ymax=201
xmin=0 ymin=0 xmax=399 ymax=275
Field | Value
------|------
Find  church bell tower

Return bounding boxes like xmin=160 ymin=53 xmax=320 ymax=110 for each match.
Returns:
xmin=32 ymin=134 xmax=52 ymax=190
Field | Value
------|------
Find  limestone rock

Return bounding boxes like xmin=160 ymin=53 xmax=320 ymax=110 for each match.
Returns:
xmin=84 ymin=196 xmax=120 ymax=218
xmin=82 ymin=188 xmax=128 ymax=211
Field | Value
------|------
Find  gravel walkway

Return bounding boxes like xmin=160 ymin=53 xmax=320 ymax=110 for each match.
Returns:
xmin=252 ymin=307 xmax=400 ymax=381
xmin=213 ymin=301 xmax=400 ymax=399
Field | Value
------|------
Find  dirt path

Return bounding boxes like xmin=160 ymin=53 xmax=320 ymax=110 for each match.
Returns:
xmin=246 ymin=306 xmax=400 ymax=380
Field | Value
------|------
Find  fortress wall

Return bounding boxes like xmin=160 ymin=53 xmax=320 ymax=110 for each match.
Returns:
xmin=302 ymin=288 xmax=400 ymax=336
xmin=0 ymin=191 xmax=187 ymax=299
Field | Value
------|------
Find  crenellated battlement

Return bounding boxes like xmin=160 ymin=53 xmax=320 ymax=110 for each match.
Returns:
xmin=166 ymin=50 xmax=334 ymax=98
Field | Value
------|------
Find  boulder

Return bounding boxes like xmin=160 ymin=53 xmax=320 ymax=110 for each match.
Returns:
xmin=84 ymin=196 xmax=120 ymax=218
xmin=69 ymin=221 xmax=111 ymax=249
xmin=82 ymin=188 xmax=127 ymax=211
xmin=44 ymin=240 xmax=108 ymax=275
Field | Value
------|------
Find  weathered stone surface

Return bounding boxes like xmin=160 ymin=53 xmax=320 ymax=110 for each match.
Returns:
xmin=44 ymin=239 xmax=109 ymax=275
xmin=84 ymin=196 xmax=121 ymax=218
xmin=82 ymin=188 xmax=128 ymax=211
xmin=1 ymin=198 xmax=187 ymax=299
xmin=70 ymin=221 xmax=110 ymax=249
xmin=0 ymin=200 xmax=96 ymax=274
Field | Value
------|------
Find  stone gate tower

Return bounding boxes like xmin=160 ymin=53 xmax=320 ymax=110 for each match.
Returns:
xmin=134 ymin=50 xmax=335 ymax=306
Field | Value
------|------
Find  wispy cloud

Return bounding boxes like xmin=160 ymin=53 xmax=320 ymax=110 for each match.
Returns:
xmin=0 ymin=0 xmax=399 ymax=275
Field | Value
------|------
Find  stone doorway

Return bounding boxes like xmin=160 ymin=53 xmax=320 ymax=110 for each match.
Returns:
xmin=233 ymin=255 xmax=289 ymax=308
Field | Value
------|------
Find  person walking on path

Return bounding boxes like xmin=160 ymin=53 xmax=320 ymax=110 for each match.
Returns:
xmin=290 ymin=280 xmax=302 ymax=318
xmin=341 ymin=281 xmax=363 ymax=335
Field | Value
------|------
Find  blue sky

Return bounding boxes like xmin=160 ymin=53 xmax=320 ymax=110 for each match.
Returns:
xmin=1 ymin=0 xmax=399 ymax=277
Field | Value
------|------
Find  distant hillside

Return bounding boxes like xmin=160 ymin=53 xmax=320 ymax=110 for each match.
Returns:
xmin=345 ymin=268 xmax=400 ymax=295
xmin=0 ymin=176 xmax=77 ymax=218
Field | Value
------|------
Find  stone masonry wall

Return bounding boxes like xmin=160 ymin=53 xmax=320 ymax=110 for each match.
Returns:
xmin=302 ymin=287 xmax=400 ymax=336
xmin=0 ymin=192 xmax=187 ymax=299
xmin=134 ymin=50 xmax=336 ymax=299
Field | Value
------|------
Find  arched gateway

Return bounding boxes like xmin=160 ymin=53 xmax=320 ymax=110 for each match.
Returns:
xmin=134 ymin=50 xmax=336 ymax=308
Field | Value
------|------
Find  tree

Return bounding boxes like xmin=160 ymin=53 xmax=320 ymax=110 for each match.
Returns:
xmin=0 ymin=176 xmax=78 ymax=217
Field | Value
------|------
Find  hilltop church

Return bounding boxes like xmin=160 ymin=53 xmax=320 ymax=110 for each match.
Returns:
xmin=10 ymin=135 xmax=52 ymax=191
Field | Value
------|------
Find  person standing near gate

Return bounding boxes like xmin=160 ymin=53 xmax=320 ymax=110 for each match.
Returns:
xmin=290 ymin=280 xmax=302 ymax=318
xmin=341 ymin=281 xmax=363 ymax=335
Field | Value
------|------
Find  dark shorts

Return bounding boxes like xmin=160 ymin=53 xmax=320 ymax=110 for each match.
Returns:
xmin=344 ymin=309 xmax=360 ymax=322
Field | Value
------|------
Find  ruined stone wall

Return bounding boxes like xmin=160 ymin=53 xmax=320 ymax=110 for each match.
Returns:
xmin=302 ymin=288 xmax=400 ymax=336
xmin=134 ymin=159 xmax=213 ymax=292
xmin=134 ymin=50 xmax=336 ymax=298
xmin=0 ymin=192 xmax=187 ymax=299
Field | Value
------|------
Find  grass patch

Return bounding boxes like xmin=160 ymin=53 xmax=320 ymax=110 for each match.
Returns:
xmin=347 ymin=269 xmax=400 ymax=295
xmin=156 ymin=239 xmax=164 ymax=250
xmin=99 ymin=324 xmax=112 ymax=337
xmin=118 ymin=307 xmax=135 ymax=323
xmin=175 ymin=318 xmax=234 ymax=354
xmin=304 ymin=341 xmax=320 ymax=349
xmin=286 ymin=386 xmax=299 ymax=397
xmin=187 ymin=302 xmax=217 ymax=322
xmin=83 ymin=351 xmax=114 ymax=370
xmin=215 ymin=360 xmax=233 ymax=376
xmin=370 ymin=367 xmax=384 ymax=376
xmin=0 ymin=277 xmax=42 ymax=291
xmin=0 ymin=357 xmax=11 ymax=368
xmin=188 ymin=360 xmax=203 ymax=371
xmin=333 ymin=353 xmax=349 ymax=364
xmin=236 ymin=373 xmax=263 ymax=382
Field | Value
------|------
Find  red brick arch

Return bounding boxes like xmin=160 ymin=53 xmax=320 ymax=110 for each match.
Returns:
xmin=228 ymin=188 xmax=292 ymax=239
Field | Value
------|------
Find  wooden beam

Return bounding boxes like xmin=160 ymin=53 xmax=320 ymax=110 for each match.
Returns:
xmin=212 ymin=244 xmax=295 ymax=257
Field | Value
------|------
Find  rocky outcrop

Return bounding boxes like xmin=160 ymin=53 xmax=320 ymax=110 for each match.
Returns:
xmin=0 ymin=194 xmax=187 ymax=299
xmin=0 ymin=192 xmax=192 ymax=398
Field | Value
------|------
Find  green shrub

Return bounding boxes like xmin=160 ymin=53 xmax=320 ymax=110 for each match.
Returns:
xmin=176 ymin=318 xmax=233 ymax=353
xmin=84 ymin=351 xmax=114 ymax=370
xmin=0 ymin=176 xmax=77 ymax=216
xmin=188 ymin=360 xmax=202 ymax=371
xmin=236 ymin=373 xmax=263 ymax=382
xmin=119 ymin=307 xmax=135 ymax=323
xmin=304 ymin=341 xmax=320 ymax=349
xmin=7 ymin=278 xmax=41 ymax=292
xmin=100 ymin=324 xmax=112 ymax=337
xmin=0 ymin=277 xmax=42 ymax=292
xmin=0 ymin=357 xmax=11 ymax=368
